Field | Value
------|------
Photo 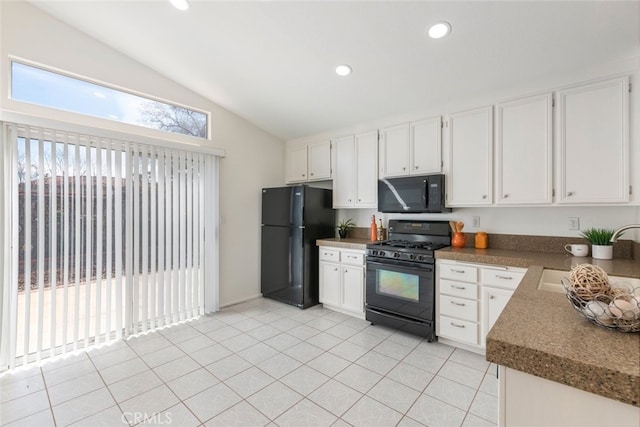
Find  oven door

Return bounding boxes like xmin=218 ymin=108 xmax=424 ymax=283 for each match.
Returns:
xmin=365 ymin=259 xmax=434 ymax=321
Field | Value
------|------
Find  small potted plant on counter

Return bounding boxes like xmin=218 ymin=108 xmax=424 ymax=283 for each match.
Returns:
xmin=580 ymin=228 xmax=619 ymax=260
xmin=337 ymin=218 xmax=355 ymax=239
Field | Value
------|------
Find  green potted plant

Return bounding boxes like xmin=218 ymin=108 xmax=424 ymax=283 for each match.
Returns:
xmin=580 ymin=228 xmax=619 ymax=260
xmin=337 ymin=218 xmax=355 ymax=239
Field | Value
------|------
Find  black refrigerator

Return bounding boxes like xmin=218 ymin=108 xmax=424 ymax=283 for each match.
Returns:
xmin=261 ymin=186 xmax=335 ymax=308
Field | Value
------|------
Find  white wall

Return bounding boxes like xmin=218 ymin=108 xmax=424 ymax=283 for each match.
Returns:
xmin=0 ymin=1 xmax=285 ymax=306
xmin=338 ymin=206 xmax=638 ymax=241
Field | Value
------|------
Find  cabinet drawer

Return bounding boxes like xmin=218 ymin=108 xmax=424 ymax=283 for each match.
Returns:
xmin=440 ymin=279 xmax=478 ymax=299
xmin=481 ymin=268 xmax=525 ymax=290
xmin=439 ymin=263 xmax=478 ymax=282
xmin=341 ymin=251 xmax=365 ymax=266
xmin=319 ymin=248 xmax=340 ymax=262
xmin=440 ymin=295 xmax=478 ymax=322
xmin=439 ymin=315 xmax=479 ymax=345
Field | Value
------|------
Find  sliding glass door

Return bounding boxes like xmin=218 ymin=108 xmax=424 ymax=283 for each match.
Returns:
xmin=1 ymin=123 xmax=219 ymax=369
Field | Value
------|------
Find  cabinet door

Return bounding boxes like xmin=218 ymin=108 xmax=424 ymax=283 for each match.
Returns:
xmin=496 ymin=93 xmax=553 ymax=204
xmin=380 ymin=123 xmax=410 ymax=177
xmin=286 ymin=145 xmax=308 ymax=183
xmin=481 ymin=287 xmax=513 ymax=347
xmin=447 ymin=106 xmax=493 ymax=206
xmin=332 ymin=135 xmax=355 ymax=208
xmin=319 ymin=261 xmax=341 ymax=307
xmin=411 ymin=117 xmax=442 ymax=175
xmin=342 ymin=266 xmax=364 ymax=315
xmin=355 ymin=131 xmax=378 ymax=208
xmin=557 ymin=77 xmax=629 ymax=203
xmin=308 ymin=140 xmax=332 ymax=181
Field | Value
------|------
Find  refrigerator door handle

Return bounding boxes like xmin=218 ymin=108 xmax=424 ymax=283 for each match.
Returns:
xmin=297 ymin=226 xmax=305 ymax=229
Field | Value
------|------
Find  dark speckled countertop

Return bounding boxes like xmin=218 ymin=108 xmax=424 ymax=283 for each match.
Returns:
xmin=436 ymin=247 xmax=640 ymax=407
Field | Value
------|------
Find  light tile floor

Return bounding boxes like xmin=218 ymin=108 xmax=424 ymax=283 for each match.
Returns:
xmin=0 ymin=298 xmax=498 ymax=427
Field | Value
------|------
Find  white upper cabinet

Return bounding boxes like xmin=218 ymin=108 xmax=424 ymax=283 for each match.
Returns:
xmin=411 ymin=117 xmax=442 ymax=175
xmin=380 ymin=123 xmax=410 ymax=177
xmin=380 ymin=118 xmax=442 ymax=178
xmin=447 ymin=106 xmax=493 ymax=206
xmin=333 ymin=131 xmax=378 ymax=208
xmin=556 ymin=76 xmax=629 ymax=204
xmin=308 ymin=141 xmax=332 ymax=181
xmin=333 ymin=135 xmax=356 ymax=207
xmin=285 ymin=139 xmax=331 ymax=183
xmin=354 ymin=131 xmax=378 ymax=207
xmin=495 ymin=93 xmax=553 ymax=205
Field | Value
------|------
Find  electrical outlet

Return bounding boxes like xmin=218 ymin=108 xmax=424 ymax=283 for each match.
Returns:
xmin=472 ymin=216 xmax=480 ymax=228
xmin=568 ymin=217 xmax=580 ymax=230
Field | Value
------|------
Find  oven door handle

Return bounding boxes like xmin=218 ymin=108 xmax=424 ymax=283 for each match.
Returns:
xmin=366 ymin=259 xmax=433 ymax=273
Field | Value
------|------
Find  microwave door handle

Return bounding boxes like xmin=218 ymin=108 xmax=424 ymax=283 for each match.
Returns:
xmin=423 ymin=179 xmax=429 ymax=210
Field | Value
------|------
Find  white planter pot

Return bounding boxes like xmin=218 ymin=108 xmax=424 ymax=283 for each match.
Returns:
xmin=591 ymin=245 xmax=613 ymax=260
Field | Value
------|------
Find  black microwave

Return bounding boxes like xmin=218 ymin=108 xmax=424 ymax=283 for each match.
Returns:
xmin=378 ymin=174 xmax=451 ymax=213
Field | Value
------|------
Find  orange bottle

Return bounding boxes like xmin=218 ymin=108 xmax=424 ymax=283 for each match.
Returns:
xmin=370 ymin=215 xmax=378 ymax=241
xmin=475 ymin=232 xmax=488 ymax=249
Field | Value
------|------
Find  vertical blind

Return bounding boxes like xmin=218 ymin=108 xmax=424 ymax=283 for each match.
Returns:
xmin=0 ymin=122 xmax=218 ymax=369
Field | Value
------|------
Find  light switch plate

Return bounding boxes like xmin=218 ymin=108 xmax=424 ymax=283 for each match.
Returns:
xmin=568 ymin=217 xmax=580 ymax=230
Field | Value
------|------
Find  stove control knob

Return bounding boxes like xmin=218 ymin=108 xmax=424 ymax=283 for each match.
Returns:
xmin=409 ymin=254 xmax=416 ymax=260
xmin=393 ymin=252 xmax=401 ymax=258
xmin=379 ymin=251 xmax=385 ymax=257
xmin=417 ymin=255 xmax=424 ymax=261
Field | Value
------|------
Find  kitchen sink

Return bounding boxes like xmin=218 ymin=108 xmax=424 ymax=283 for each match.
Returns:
xmin=538 ymin=269 xmax=640 ymax=293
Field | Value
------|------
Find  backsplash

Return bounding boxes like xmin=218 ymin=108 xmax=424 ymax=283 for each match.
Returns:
xmin=341 ymin=227 xmax=637 ymax=260
xmin=457 ymin=232 xmax=633 ymax=259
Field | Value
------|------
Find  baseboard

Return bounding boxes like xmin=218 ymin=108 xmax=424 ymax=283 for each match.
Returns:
xmin=219 ymin=293 xmax=263 ymax=308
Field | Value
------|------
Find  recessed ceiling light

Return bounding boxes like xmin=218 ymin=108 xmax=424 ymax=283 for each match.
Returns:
xmin=170 ymin=0 xmax=190 ymax=11
xmin=428 ymin=22 xmax=451 ymax=39
xmin=335 ymin=64 xmax=352 ymax=77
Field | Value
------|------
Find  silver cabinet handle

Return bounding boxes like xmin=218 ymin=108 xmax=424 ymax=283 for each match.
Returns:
xmin=450 ymin=322 xmax=465 ymax=328
xmin=450 ymin=301 xmax=466 ymax=307
xmin=489 ymin=295 xmax=495 ymax=299
xmin=482 ymin=195 xmax=487 ymax=199
xmin=503 ymin=194 xmax=509 ymax=198
xmin=302 ymin=174 xmax=306 ymax=177
xmin=451 ymin=269 xmax=466 ymax=274
xmin=567 ymin=191 xmax=574 ymax=196
xmin=496 ymin=274 xmax=513 ymax=280
xmin=451 ymin=285 xmax=466 ymax=290
xmin=347 ymin=255 xmax=358 ymax=259
xmin=310 ymin=172 xmax=314 ymax=176
xmin=414 ymin=166 xmax=419 ymax=170
xmin=402 ymin=167 xmax=406 ymax=171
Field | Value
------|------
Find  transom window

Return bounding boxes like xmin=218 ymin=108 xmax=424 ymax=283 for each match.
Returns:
xmin=10 ymin=61 xmax=209 ymax=139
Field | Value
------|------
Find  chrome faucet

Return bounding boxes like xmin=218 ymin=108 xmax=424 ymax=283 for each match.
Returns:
xmin=610 ymin=224 xmax=640 ymax=242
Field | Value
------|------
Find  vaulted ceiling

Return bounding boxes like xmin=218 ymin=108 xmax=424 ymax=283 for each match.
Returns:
xmin=30 ymin=1 xmax=640 ymax=140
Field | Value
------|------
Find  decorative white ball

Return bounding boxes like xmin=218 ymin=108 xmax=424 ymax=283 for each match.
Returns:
xmin=608 ymin=298 xmax=640 ymax=321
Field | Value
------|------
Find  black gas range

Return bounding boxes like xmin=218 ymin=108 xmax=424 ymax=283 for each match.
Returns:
xmin=365 ymin=220 xmax=451 ymax=341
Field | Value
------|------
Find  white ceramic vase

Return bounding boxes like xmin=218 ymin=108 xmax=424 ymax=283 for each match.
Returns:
xmin=591 ymin=245 xmax=613 ymax=260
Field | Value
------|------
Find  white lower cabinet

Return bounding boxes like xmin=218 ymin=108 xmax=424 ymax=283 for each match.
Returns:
xmin=436 ymin=259 xmax=526 ymax=352
xmin=499 ymin=366 xmax=640 ymax=427
xmin=481 ymin=287 xmax=513 ymax=348
xmin=319 ymin=247 xmax=365 ymax=318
